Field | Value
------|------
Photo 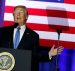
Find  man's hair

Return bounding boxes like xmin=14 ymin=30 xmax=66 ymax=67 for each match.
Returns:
xmin=13 ymin=5 xmax=28 ymax=22
xmin=14 ymin=5 xmax=28 ymax=16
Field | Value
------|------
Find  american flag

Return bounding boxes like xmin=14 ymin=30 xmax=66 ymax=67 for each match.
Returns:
xmin=4 ymin=0 xmax=75 ymax=48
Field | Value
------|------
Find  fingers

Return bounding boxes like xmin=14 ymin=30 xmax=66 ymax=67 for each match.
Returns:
xmin=50 ymin=45 xmax=64 ymax=55
xmin=57 ymin=46 xmax=64 ymax=54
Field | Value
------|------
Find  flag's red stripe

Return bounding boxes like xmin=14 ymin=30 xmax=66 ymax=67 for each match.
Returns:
xmin=5 ymin=6 xmax=75 ymax=19
xmin=65 ymin=0 xmax=75 ymax=4
xmin=4 ymin=21 xmax=75 ymax=34
xmin=27 ymin=23 xmax=71 ymax=34
xmin=40 ymin=39 xmax=75 ymax=49
xmin=3 ymin=21 xmax=14 ymax=27
xmin=28 ymin=8 xmax=73 ymax=19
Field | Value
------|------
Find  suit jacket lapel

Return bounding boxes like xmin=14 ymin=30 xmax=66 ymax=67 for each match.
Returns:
xmin=9 ymin=26 xmax=14 ymax=49
xmin=9 ymin=26 xmax=30 ymax=49
xmin=17 ymin=27 xmax=30 ymax=49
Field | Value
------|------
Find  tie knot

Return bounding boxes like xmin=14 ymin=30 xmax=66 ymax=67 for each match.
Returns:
xmin=17 ymin=27 xmax=20 ymax=30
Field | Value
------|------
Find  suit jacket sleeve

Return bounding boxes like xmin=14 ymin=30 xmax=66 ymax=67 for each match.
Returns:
xmin=33 ymin=33 xmax=51 ymax=62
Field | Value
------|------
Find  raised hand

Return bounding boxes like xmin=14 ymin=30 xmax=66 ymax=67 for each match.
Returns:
xmin=49 ymin=45 xmax=63 ymax=57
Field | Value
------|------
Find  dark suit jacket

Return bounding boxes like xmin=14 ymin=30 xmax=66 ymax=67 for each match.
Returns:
xmin=0 ymin=25 xmax=50 ymax=71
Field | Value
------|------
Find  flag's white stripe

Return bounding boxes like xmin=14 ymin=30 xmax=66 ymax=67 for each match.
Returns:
xmin=4 ymin=13 xmax=75 ymax=27
xmin=6 ymin=0 xmax=75 ymax=12
xmin=4 ymin=13 xmax=14 ymax=21
xmin=35 ymin=30 xmax=75 ymax=42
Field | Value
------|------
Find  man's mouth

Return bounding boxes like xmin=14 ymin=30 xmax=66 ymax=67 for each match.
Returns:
xmin=17 ymin=17 xmax=21 ymax=19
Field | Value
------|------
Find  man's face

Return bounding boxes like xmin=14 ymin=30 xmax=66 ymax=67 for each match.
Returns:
xmin=13 ymin=7 xmax=27 ymax=26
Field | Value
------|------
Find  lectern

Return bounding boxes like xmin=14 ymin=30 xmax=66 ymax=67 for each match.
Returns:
xmin=0 ymin=48 xmax=32 ymax=71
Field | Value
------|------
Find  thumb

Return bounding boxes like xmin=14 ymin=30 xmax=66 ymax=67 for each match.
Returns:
xmin=51 ymin=44 xmax=55 ymax=50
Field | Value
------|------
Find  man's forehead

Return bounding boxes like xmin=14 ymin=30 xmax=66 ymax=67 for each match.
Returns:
xmin=15 ymin=7 xmax=25 ymax=10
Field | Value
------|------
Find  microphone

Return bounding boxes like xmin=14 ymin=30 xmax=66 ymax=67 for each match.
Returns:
xmin=56 ymin=29 xmax=62 ymax=34
xmin=56 ymin=29 xmax=62 ymax=40
xmin=14 ymin=23 xmax=18 ymax=28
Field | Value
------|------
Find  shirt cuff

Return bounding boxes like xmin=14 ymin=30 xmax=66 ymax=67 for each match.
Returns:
xmin=49 ymin=53 xmax=52 ymax=60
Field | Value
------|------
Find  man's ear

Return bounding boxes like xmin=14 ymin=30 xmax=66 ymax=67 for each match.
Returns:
xmin=13 ymin=13 xmax=14 ymax=16
xmin=25 ymin=16 xmax=28 ymax=22
xmin=13 ymin=11 xmax=15 ymax=16
xmin=26 ymin=16 xmax=28 ymax=20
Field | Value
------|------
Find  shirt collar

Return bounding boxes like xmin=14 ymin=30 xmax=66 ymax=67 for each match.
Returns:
xmin=15 ymin=24 xmax=26 ymax=31
xmin=20 ymin=25 xmax=26 ymax=30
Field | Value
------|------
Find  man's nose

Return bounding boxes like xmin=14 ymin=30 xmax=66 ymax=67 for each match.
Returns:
xmin=17 ymin=13 xmax=20 ymax=16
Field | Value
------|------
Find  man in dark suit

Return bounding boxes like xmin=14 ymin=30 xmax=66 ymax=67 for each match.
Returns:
xmin=0 ymin=5 xmax=63 ymax=71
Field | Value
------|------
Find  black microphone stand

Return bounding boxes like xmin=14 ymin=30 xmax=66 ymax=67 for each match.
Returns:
xmin=55 ymin=29 xmax=62 ymax=71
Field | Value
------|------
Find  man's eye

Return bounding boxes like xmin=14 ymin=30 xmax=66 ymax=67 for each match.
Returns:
xmin=14 ymin=11 xmax=24 ymax=14
xmin=20 ymin=11 xmax=23 ymax=13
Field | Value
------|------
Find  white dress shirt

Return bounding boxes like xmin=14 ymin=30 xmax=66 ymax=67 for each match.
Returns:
xmin=13 ymin=25 xmax=26 ymax=43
